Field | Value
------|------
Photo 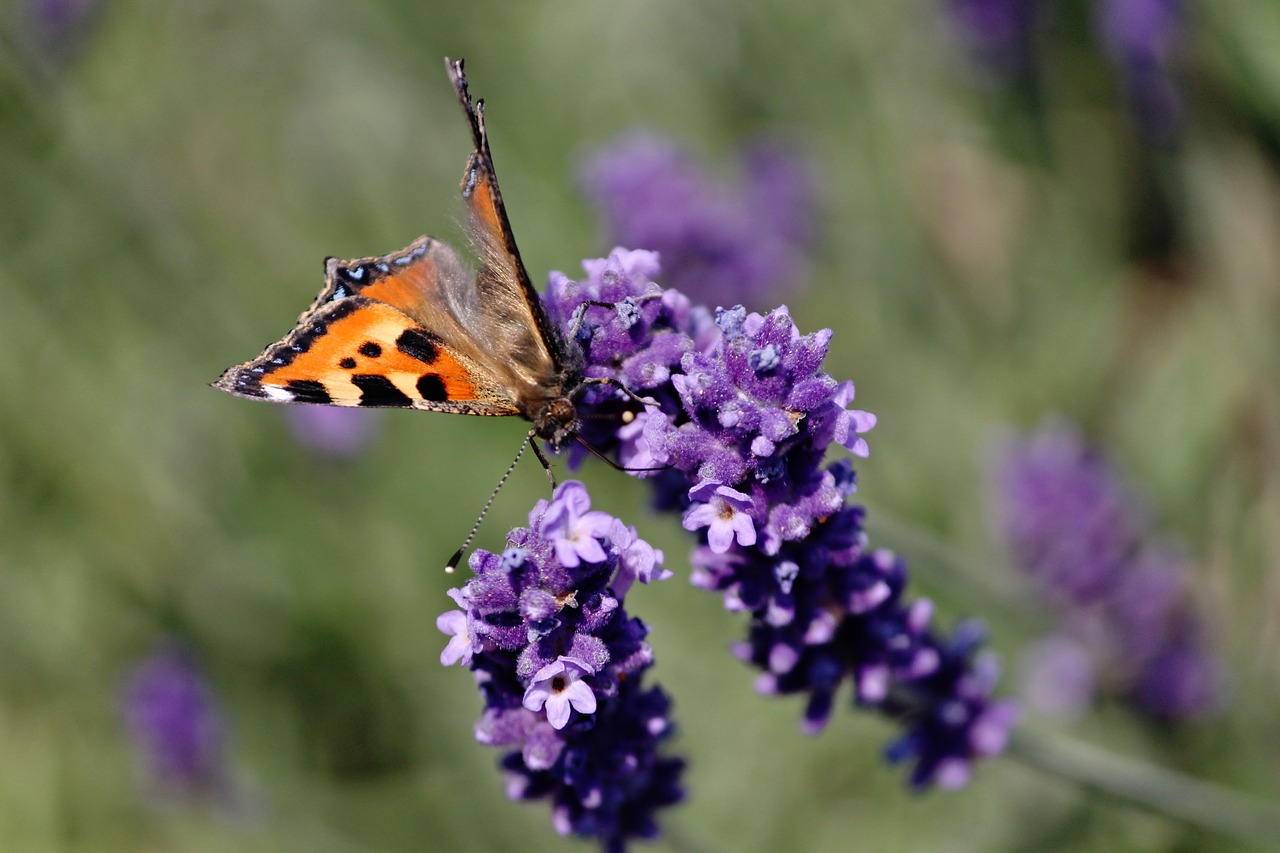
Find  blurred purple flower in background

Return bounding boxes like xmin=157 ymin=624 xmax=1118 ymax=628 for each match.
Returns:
xmin=579 ymin=133 xmax=816 ymax=309
xmin=19 ymin=0 xmax=102 ymax=66
xmin=1096 ymin=0 xmax=1186 ymax=145
xmin=946 ymin=0 xmax=1044 ymax=80
xmin=1017 ymin=634 xmax=1097 ymax=720
xmin=946 ymin=0 xmax=1186 ymax=144
xmin=991 ymin=418 xmax=1223 ymax=719
xmin=285 ymin=407 xmax=384 ymax=458
xmin=121 ymin=641 xmax=231 ymax=805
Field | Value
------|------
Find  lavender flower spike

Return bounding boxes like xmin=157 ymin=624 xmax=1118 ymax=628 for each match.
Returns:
xmin=440 ymin=480 xmax=684 ymax=850
xmin=545 ymin=248 xmax=1015 ymax=789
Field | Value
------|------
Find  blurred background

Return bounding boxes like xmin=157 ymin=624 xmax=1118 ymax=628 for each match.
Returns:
xmin=1 ymin=0 xmax=1278 ymax=850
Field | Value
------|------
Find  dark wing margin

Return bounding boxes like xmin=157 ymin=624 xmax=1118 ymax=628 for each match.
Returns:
xmin=444 ymin=57 xmax=573 ymax=376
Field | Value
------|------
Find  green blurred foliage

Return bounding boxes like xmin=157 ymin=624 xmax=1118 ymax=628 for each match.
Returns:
xmin=0 ymin=0 xmax=1277 ymax=851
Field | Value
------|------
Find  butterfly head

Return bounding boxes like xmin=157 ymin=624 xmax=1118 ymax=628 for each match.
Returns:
xmin=531 ymin=396 xmax=580 ymax=450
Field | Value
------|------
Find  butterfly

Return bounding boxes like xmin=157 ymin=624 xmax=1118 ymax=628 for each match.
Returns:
xmin=214 ymin=58 xmax=586 ymax=469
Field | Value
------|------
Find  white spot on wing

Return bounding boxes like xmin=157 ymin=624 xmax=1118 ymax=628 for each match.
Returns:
xmin=263 ymin=385 xmax=294 ymax=402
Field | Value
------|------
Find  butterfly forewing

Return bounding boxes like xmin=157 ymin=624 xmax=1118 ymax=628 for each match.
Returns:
xmin=447 ymin=59 xmax=576 ymax=392
xmin=214 ymin=239 xmax=522 ymax=415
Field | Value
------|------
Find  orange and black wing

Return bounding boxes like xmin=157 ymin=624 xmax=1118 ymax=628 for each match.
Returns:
xmin=214 ymin=237 xmax=522 ymax=415
xmin=216 ymin=60 xmax=571 ymax=417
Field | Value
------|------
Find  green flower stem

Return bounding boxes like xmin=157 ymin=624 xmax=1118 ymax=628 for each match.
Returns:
xmin=865 ymin=511 xmax=1030 ymax=620
xmin=869 ymin=511 xmax=1280 ymax=844
xmin=1009 ymin=725 xmax=1280 ymax=846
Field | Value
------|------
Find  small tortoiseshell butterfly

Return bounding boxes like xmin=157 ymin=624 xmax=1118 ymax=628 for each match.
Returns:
xmin=215 ymin=58 xmax=585 ymax=461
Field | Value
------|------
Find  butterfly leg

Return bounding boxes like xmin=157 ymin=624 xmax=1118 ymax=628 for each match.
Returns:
xmin=565 ymin=294 xmax=663 ymax=342
xmin=578 ymin=375 xmax=660 ymax=410
xmin=527 ymin=432 xmax=558 ymax=489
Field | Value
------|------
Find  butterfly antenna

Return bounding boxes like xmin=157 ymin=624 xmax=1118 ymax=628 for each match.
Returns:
xmin=445 ymin=440 xmax=528 ymax=573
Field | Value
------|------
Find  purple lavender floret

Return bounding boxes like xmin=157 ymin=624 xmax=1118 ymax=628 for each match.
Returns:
xmin=439 ymin=481 xmax=683 ymax=850
xmin=541 ymin=248 xmax=1014 ymax=789
xmin=121 ymin=641 xmax=229 ymax=803
xmin=579 ymin=133 xmax=815 ymax=309
xmin=992 ymin=418 xmax=1223 ymax=719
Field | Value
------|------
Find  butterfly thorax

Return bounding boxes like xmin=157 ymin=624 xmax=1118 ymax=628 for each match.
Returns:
xmin=521 ymin=333 xmax=584 ymax=450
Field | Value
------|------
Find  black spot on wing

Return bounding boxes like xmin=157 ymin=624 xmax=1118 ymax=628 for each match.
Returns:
xmin=359 ymin=341 xmax=382 ymax=358
xmin=338 ymin=357 xmax=357 ymax=369
xmin=396 ymin=328 xmax=439 ymax=365
xmin=351 ymin=374 xmax=412 ymax=407
xmin=416 ymin=374 xmax=447 ymax=401
xmin=285 ymin=379 xmax=332 ymax=404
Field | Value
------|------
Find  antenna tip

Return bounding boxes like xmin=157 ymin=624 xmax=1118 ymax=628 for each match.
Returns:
xmin=446 ymin=548 xmax=465 ymax=573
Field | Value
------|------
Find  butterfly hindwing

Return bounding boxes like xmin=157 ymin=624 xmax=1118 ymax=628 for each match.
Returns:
xmin=215 ymin=293 xmax=522 ymax=415
xmin=310 ymin=236 xmax=464 ymax=328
